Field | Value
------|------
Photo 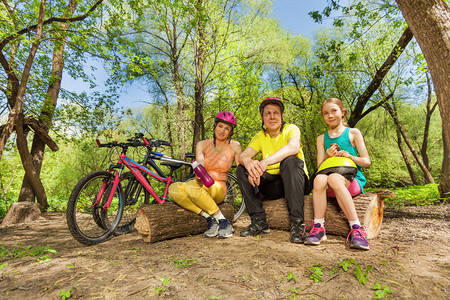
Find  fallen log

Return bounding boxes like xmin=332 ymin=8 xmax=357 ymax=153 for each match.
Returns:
xmin=135 ymin=202 xmax=234 ymax=243
xmin=263 ymin=190 xmax=394 ymax=239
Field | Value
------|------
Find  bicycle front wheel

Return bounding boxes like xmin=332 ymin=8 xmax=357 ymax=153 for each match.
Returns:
xmin=66 ymin=171 xmax=124 ymax=245
xmin=225 ymin=173 xmax=246 ymax=222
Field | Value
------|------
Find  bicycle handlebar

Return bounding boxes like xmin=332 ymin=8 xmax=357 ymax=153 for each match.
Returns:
xmin=96 ymin=133 xmax=171 ymax=149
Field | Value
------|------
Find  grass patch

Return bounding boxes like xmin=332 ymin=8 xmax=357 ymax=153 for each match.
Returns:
xmin=367 ymin=183 xmax=442 ymax=208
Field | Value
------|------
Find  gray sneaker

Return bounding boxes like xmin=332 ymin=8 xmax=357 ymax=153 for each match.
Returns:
xmin=217 ymin=219 xmax=234 ymax=239
xmin=204 ymin=217 xmax=219 ymax=238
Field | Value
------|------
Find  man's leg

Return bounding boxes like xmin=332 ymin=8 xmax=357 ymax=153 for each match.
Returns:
xmin=236 ymin=165 xmax=270 ymax=236
xmin=280 ymin=156 xmax=307 ymax=243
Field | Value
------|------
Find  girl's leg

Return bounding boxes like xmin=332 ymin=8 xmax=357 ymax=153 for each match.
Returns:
xmin=312 ymin=174 xmax=329 ymax=219
xmin=327 ymin=174 xmax=358 ymax=221
xmin=304 ymin=175 xmax=328 ymax=245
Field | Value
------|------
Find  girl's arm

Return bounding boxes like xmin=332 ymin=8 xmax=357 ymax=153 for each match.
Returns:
xmin=339 ymin=128 xmax=371 ymax=168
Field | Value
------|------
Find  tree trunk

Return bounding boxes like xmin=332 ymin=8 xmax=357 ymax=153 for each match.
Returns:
xmin=192 ymin=0 xmax=206 ymax=151
xmin=384 ymin=102 xmax=435 ymax=183
xmin=397 ymin=129 xmax=419 ymax=185
xmin=15 ymin=114 xmax=48 ymax=209
xmin=262 ymin=191 xmax=394 ymax=239
xmin=0 ymin=0 xmax=46 ymax=159
xmin=135 ymin=202 xmax=234 ymax=243
xmin=0 ymin=202 xmax=41 ymax=227
xmin=395 ymin=0 xmax=450 ymax=180
xmin=347 ymin=27 xmax=413 ymax=127
xmin=18 ymin=0 xmax=77 ymax=202
xmin=420 ymin=71 xmax=438 ymax=169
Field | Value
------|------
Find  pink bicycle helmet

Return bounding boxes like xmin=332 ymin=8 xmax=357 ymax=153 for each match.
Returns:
xmin=215 ymin=111 xmax=237 ymax=128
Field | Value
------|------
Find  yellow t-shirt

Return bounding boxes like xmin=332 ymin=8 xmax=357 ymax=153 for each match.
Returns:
xmin=248 ymin=124 xmax=308 ymax=175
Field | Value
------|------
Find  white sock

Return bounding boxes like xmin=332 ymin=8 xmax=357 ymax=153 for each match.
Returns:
xmin=314 ymin=218 xmax=325 ymax=227
xmin=349 ymin=220 xmax=360 ymax=227
xmin=200 ymin=211 xmax=210 ymax=219
xmin=213 ymin=211 xmax=226 ymax=221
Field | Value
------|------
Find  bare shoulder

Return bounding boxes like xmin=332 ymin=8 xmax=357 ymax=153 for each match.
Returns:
xmin=230 ymin=140 xmax=242 ymax=152
xmin=317 ymin=134 xmax=324 ymax=143
xmin=349 ymin=128 xmax=363 ymax=139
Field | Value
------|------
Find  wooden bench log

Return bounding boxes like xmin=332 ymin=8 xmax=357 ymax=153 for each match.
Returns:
xmin=135 ymin=202 xmax=234 ymax=243
xmin=263 ymin=190 xmax=394 ymax=239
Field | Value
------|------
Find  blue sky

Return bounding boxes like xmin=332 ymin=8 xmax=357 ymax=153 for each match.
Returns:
xmin=62 ymin=0 xmax=330 ymax=108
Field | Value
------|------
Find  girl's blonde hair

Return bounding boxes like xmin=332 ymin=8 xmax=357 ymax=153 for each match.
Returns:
xmin=321 ymin=97 xmax=349 ymax=126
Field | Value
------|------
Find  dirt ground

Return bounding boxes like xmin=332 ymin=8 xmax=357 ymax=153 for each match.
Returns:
xmin=0 ymin=205 xmax=448 ymax=300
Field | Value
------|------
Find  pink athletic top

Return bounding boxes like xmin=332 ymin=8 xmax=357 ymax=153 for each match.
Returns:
xmin=203 ymin=139 xmax=234 ymax=190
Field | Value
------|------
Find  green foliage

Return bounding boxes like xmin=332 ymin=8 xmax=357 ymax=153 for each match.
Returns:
xmin=388 ymin=184 xmax=442 ymax=208
xmin=169 ymin=257 xmax=198 ymax=269
xmin=309 ymin=264 xmax=324 ymax=282
xmin=155 ymin=277 xmax=173 ymax=296
xmin=372 ymin=283 xmax=393 ymax=299
xmin=0 ymin=244 xmax=57 ymax=262
xmin=339 ymin=258 xmax=373 ymax=285
xmin=286 ymin=272 xmax=297 ymax=283
xmin=58 ymin=288 xmax=73 ymax=300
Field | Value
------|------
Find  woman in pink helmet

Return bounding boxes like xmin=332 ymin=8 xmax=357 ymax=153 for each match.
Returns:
xmin=169 ymin=111 xmax=242 ymax=238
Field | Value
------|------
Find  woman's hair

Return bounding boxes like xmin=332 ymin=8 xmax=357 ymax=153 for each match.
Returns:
xmin=321 ymin=97 xmax=349 ymax=126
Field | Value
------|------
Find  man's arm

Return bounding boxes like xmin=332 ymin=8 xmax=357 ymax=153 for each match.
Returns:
xmin=260 ymin=137 xmax=300 ymax=169
xmin=239 ymin=146 xmax=264 ymax=186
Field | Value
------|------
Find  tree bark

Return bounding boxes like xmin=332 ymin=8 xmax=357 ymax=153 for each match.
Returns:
xmin=397 ymin=129 xmax=418 ymax=185
xmin=135 ymin=202 xmax=234 ymax=243
xmin=420 ymin=71 xmax=438 ymax=169
xmin=192 ymin=0 xmax=206 ymax=151
xmin=0 ymin=202 xmax=41 ymax=227
xmin=262 ymin=191 xmax=394 ymax=239
xmin=18 ymin=0 xmax=77 ymax=202
xmin=395 ymin=0 xmax=450 ymax=180
xmin=384 ymin=102 xmax=435 ymax=184
xmin=0 ymin=0 xmax=47 ymax=159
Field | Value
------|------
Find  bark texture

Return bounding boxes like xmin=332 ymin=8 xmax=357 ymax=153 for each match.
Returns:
xmin=263 ymin=191 xmax=394 ymax=239
xmin=0 ymin=202 xmax=41 ymax=227
xmin=395 ymin=0 xmax=450 ymax=180
xmin=135 ymin=202 xmax=234 ymax=243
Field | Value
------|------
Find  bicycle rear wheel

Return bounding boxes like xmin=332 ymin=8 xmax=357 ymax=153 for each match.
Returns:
xmin=224 ymin=173 xmax=246 ymax=222
xmin=115 ymin=172 xmax=150 ymax=234
xmin=66 ymin=171 xmax=124 ymax=245
xmin=115 ymin=171 xmax=169 ymax=234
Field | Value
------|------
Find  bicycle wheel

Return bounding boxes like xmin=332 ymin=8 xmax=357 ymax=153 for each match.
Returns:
xmin=66 ymin=171 xmax=124 ymax=245
xmin=115 ymin=172 xmax=150 ymax=234
xmin=224 ymin=173 xmax=246 ymax=222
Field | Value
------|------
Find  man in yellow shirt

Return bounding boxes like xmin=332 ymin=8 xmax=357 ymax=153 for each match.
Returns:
xmin=237 ymin=97 xmax=309 ymax=243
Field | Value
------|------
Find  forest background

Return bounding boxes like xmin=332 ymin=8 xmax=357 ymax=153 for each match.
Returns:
xmin=0 ymin=0 xmax=449 ymax=217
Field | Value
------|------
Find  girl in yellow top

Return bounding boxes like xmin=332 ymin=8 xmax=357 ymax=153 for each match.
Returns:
xmin=169 ymin=111 xmax=242 ymax=239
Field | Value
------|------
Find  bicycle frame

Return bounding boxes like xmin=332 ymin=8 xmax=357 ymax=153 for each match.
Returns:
xmin=93 ymin=147 xmax=191 ymax=210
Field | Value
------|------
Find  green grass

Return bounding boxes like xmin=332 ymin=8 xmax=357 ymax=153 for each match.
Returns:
xmin=367 ymin=183 xmax=442 ymax=208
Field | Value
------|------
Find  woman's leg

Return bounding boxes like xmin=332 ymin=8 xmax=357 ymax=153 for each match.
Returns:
xmin=185 ymin=180 xmax=222 ymax=216
xmin=168 ymin=181 xmax=202 ymax=215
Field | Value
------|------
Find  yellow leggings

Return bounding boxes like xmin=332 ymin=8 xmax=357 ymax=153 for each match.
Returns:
xmin=168 ymin=180 xmax=225 ymax=215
